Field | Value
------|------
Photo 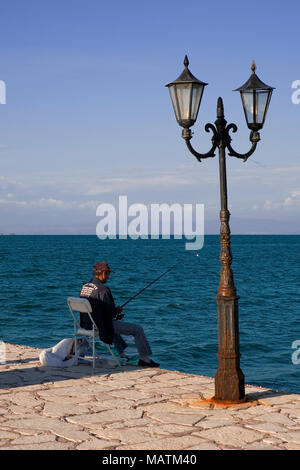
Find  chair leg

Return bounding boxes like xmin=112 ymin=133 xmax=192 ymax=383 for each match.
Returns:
xmin=106 ymin=344 xmax=121 ymax=367
xmin=74 ymin=334 xmax=77 ymax=359
xmin=92 ymin=329 xmax=96 ymax=369
xmin=74 ymin=321 xmax=77 ymax=358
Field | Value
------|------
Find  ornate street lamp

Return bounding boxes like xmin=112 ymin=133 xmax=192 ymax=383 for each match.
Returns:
xmin=166 ymin=57 xmax=274 ymax=403
xmin=166 ymin=55 xmax=208 ymax=129
xmin=235 ymin=61 xmax=274 ymax=132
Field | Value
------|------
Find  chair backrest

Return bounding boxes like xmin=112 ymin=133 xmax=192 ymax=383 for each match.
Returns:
xmin=67 ymin=296 xmax=96 ymax=330
xmin=67 ymin=297 xmax=92 ymax=314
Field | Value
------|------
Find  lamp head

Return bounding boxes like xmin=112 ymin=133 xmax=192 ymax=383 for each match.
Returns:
xmin=234 ymin=61 xmax=275 ymax=131
xmin=166 ymin=56 xmax=208 ymax=128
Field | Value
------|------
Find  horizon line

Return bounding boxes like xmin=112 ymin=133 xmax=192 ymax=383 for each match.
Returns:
xmin=1 ymin=233 xmax=299 ymax=236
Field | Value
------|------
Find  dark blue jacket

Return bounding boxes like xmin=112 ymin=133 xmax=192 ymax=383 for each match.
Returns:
xmin=79 ymin=277 xmax=118 ymax=345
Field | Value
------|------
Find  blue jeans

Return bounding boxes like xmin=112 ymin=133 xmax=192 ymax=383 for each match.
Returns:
xmin=112 ymin=319 xmax=152 ymax=357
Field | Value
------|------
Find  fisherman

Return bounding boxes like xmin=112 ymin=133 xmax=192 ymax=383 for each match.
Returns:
xmin=80 ymin=261 xmax=159 ymax=368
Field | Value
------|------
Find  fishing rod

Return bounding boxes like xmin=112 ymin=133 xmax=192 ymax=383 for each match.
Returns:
xmin=120 ymin=253 xmax=199 ymax=309
xmin=120 ymin=262 xmax=180 ymax=308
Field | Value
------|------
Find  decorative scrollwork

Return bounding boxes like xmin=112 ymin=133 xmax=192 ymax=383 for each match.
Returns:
xmin=226 ymin=125 xmax=260 ymax=162
xmin=226 ymin=123 xmax=238 ymax=138
xmin=182 ymin=123 xmax=218 ymax=162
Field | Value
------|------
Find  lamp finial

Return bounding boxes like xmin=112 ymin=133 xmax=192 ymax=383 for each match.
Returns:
xmin=184 ymin=55 xmax=189 ymax=68
xmin=217 ymin=97 xmax=224 ymax=119
xmin=251 ymin=60 xmax=256 ymax=74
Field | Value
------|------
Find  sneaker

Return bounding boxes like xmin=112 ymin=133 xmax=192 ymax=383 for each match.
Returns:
xmin=138 ymin=359 xmax=160 ymax=368
xmin=120 ymin=353 xmax=130 ymax=363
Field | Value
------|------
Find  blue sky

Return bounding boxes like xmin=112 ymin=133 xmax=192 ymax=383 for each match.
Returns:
xmin=0 ymin=0 xmax=299 ymax=234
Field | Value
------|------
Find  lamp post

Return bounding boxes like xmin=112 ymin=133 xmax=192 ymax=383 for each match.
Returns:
xmin=166 ymin=57 xmax=274 ymax=403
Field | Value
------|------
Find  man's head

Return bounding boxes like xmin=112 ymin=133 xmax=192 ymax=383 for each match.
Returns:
xmin=93 ymin=262 xmax=113 ymax=283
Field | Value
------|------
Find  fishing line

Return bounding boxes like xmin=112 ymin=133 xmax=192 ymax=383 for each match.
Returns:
xmin=120 ymin=251 xmax=200 ymax=308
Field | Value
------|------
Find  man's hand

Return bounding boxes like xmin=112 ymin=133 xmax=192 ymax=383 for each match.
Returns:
xmin=115 ymin=306 xmax=124 ymax=320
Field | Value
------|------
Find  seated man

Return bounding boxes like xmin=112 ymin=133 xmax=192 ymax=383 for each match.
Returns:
xmin=80 ymin=261 xmax=159 ymax=368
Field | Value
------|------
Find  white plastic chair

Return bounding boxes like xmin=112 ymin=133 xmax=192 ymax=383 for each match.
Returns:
xmin=67 ymin=296 xmax=121 ymax=368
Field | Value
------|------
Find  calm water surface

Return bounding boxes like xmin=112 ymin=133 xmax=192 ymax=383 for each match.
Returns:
xmin=0 ymin=235 xmax=299 ymax=394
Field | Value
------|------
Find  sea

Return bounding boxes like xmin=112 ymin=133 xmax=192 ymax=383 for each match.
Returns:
xmin=0 ymin=234 xmax=299 ymax=394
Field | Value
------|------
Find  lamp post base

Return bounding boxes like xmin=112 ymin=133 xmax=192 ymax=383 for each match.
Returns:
xmin=214 ymin=364 xmax=245 ymax=403
xmin=214 ymin=294 xmax=245 ymax=403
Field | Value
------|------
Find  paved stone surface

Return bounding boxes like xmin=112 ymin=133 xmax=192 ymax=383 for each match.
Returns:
xmin=1 ymin=342 xmax=300 ymax=450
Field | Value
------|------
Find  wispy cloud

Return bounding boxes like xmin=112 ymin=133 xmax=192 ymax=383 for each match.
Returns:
xmin=0 ymin=163 xmax=299 ymax=233
xmin=263 ymin=188 xmax=300 ymax=211
xmin=86 ymin=173 xmax=190 ymax=196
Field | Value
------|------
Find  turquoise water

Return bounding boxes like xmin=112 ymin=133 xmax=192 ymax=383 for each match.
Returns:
xmin=0 ymin=235 xmax=299 ymax=394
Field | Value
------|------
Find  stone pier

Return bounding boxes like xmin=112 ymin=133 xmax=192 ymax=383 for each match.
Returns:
xmin=1 ymin=343 xmax=300 ymax=450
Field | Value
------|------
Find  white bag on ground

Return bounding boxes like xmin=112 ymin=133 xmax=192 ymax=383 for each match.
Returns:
xmin=39 ymin=338 xmax=78 ymax=367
